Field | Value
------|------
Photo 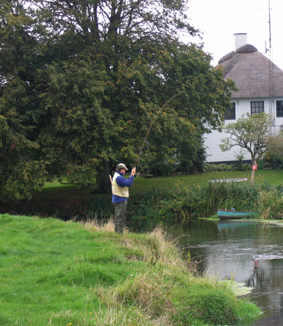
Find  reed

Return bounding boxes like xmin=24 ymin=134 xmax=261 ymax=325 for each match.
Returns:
xmin=128 ymin=182 xmax=283 ymax=223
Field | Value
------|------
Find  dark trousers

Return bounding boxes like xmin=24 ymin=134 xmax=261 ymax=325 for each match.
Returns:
xmin=114 ymin=201 xmax=127 ymax=234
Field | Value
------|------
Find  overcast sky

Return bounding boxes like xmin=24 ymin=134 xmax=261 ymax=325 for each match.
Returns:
xmin=187 ymin=0 xmax=283 ymax=70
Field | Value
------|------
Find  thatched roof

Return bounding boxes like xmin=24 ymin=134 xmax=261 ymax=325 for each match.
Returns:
xmin=218 ymin=44 xmax=283 ymax=98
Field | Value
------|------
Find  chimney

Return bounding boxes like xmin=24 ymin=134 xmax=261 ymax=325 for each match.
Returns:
xmin=234 ymin=33 xmax=247 ymax=51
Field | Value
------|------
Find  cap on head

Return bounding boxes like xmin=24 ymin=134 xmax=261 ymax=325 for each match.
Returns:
xmin=117 ymin=163 xmax=128 ymax=170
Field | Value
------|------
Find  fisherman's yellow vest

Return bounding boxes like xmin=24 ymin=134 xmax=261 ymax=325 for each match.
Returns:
xmin=112 ymin=172 xmax=129 ymax=198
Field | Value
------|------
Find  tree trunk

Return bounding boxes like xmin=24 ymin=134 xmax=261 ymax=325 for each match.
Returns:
xmin=186 ymin=163 xmax=191 ymax=174
xmin=250 ymin=160 xmax=257 ymax=186
xmin=251 ymin=168 xmax=256 ymax=186
xmin=97 ymin=160 xmax=112 ymax=193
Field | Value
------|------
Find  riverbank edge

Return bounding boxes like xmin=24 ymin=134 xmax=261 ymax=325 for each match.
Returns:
xmin=0 ymin=213 xmax=262 ymax=326
xmin=3 ymin=180 xmax=283 ymax=224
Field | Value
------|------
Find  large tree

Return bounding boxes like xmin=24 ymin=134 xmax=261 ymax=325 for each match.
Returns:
xmin=0 ymin=0 xmax=235 ymax=200
xmin=0 ymin=0 xmax=50 ymax=201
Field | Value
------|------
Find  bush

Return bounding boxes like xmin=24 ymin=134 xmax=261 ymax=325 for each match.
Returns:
xmin=235 ymin=163 xmax=251 ymax=171
xmin=204 ymin=163 xmax=234 ymax=172
xmin=261 ymin=155 xmax=283 ymax=169
xmin=85 ymin=196 xmax=113 ymax=219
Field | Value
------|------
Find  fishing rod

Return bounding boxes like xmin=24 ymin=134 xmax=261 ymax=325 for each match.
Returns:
xmin=135 ymin=91 xmax=184 ymax=169
xmin=109 ymin=91 xmax=184 ymax=185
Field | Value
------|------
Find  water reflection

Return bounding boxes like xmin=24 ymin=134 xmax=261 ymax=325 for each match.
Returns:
xmin=167 ymin=220 xmax=283 ymax=321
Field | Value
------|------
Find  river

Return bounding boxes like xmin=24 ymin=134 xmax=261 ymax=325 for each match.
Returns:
xmin=166 ymin=219 xmax=283 ymax=326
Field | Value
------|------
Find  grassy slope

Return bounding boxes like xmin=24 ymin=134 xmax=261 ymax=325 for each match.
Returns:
xmin=0 ymin=214 xmax=261 ymax=326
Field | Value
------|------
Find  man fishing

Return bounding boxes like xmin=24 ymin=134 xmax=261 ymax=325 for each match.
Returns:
xmin=111 ymin=163 xmax=136 ymax=234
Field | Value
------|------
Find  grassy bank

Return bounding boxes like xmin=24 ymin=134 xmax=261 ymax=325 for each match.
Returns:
xmin=0 ymin=214 xmax=261 ymax=326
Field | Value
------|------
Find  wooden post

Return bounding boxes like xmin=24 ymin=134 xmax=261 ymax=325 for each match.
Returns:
xmin=251 ymin=161 xmax=257 ymax=186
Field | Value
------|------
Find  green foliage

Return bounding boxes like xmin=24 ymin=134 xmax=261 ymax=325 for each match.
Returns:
xmin=220 ymin=113 xmax=275 ymax=185
xmin=257 ymin=184 xmax=283 ymax=219
xmin=128 ymin=182 xmax=283 ymax=222
xmin=86 ymin=196 xmax=114 ymax=219
xmin=38 ymin=58 xmax=111 ymax=189
xmin=3 ymin=160 xmax=48 ymax=201
xmin=6 ymin=170 xmax=283 ymax=221
xmin=204 ymin=162 xmax=251 ymax=172
xmin=236 ymin=163 xmax=251 ymax=171
xmin=5 ymin=170 xmax=283 ymax=222
xmin=220 ymin=113 xmax=274 ymax=164
xmin=267 ymin=132 xmax=283 ymax=163
xmin=261 ymin=154 xmax=283 ymax=169
xmin=234 ymin=149 xmax=252 ymax=171
xmin=0 ymin=0 xmax=235 ymax=200
xmin=126 ymin=183 xmax=260 ymax=223
xmin=185 ymin=287 xmax=238 ymax=325
xmin=204 ymin=163 xmax=234 ymax=172
xmin=0 ymin=1 xmax=49 ymax=200
xmin=175 ymin=134 xmax=206 ymax=174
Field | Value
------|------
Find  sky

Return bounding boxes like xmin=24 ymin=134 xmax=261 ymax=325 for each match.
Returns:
xmin=187 ymin=0 xmax=283 ymax=70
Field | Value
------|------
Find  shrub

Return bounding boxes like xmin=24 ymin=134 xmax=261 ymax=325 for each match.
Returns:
xmin=261 ymin=154 xmax=283 ymax=169
xmin=85 ymin=196 xmax=113 ymax=219
xmin=204 ymin=163 xmax=234 ymax=172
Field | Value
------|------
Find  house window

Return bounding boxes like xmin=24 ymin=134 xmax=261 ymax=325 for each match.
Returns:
xmin=251 ymin=101 xmax=264 ymax=114
xmin=224 ymin=102 xmax=236 ymax=120
xmin=276 ymin=101 xmax=283 ymax=117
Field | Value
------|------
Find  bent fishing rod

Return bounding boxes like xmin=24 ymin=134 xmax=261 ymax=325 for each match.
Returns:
xmin=109 ymin=91 xmax=184 ymax=185
xmin=135 ymin=91 xmax=184 ymax=169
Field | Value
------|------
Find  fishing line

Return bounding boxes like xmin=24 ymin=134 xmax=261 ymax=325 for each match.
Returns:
xmin=109 ymin=91 xmax=184 ymax=185
xmin=135 ymin=91 xmax=185 ymax=169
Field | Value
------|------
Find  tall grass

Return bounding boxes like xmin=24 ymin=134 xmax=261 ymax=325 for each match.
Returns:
xmin=257 ymin=185 xmax=283 ymax=218
xmin=21 ymin=180 xmax=283 ymax=224
xmin=0 ymin=214 xmax=261 ymax=326
xmin=127 ymin=182 xmax=283 ymax=223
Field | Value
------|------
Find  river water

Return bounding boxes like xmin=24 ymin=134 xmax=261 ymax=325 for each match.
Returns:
xmin=167 ymin=219 xmax=283 ymax=325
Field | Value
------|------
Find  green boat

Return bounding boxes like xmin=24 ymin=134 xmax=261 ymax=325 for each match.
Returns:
xmin=217 ymin=209 xmax=258 ymax=220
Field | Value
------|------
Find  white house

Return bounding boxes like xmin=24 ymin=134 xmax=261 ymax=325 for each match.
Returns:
xmin=204 ymin=33 xmax=283 ymax=163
